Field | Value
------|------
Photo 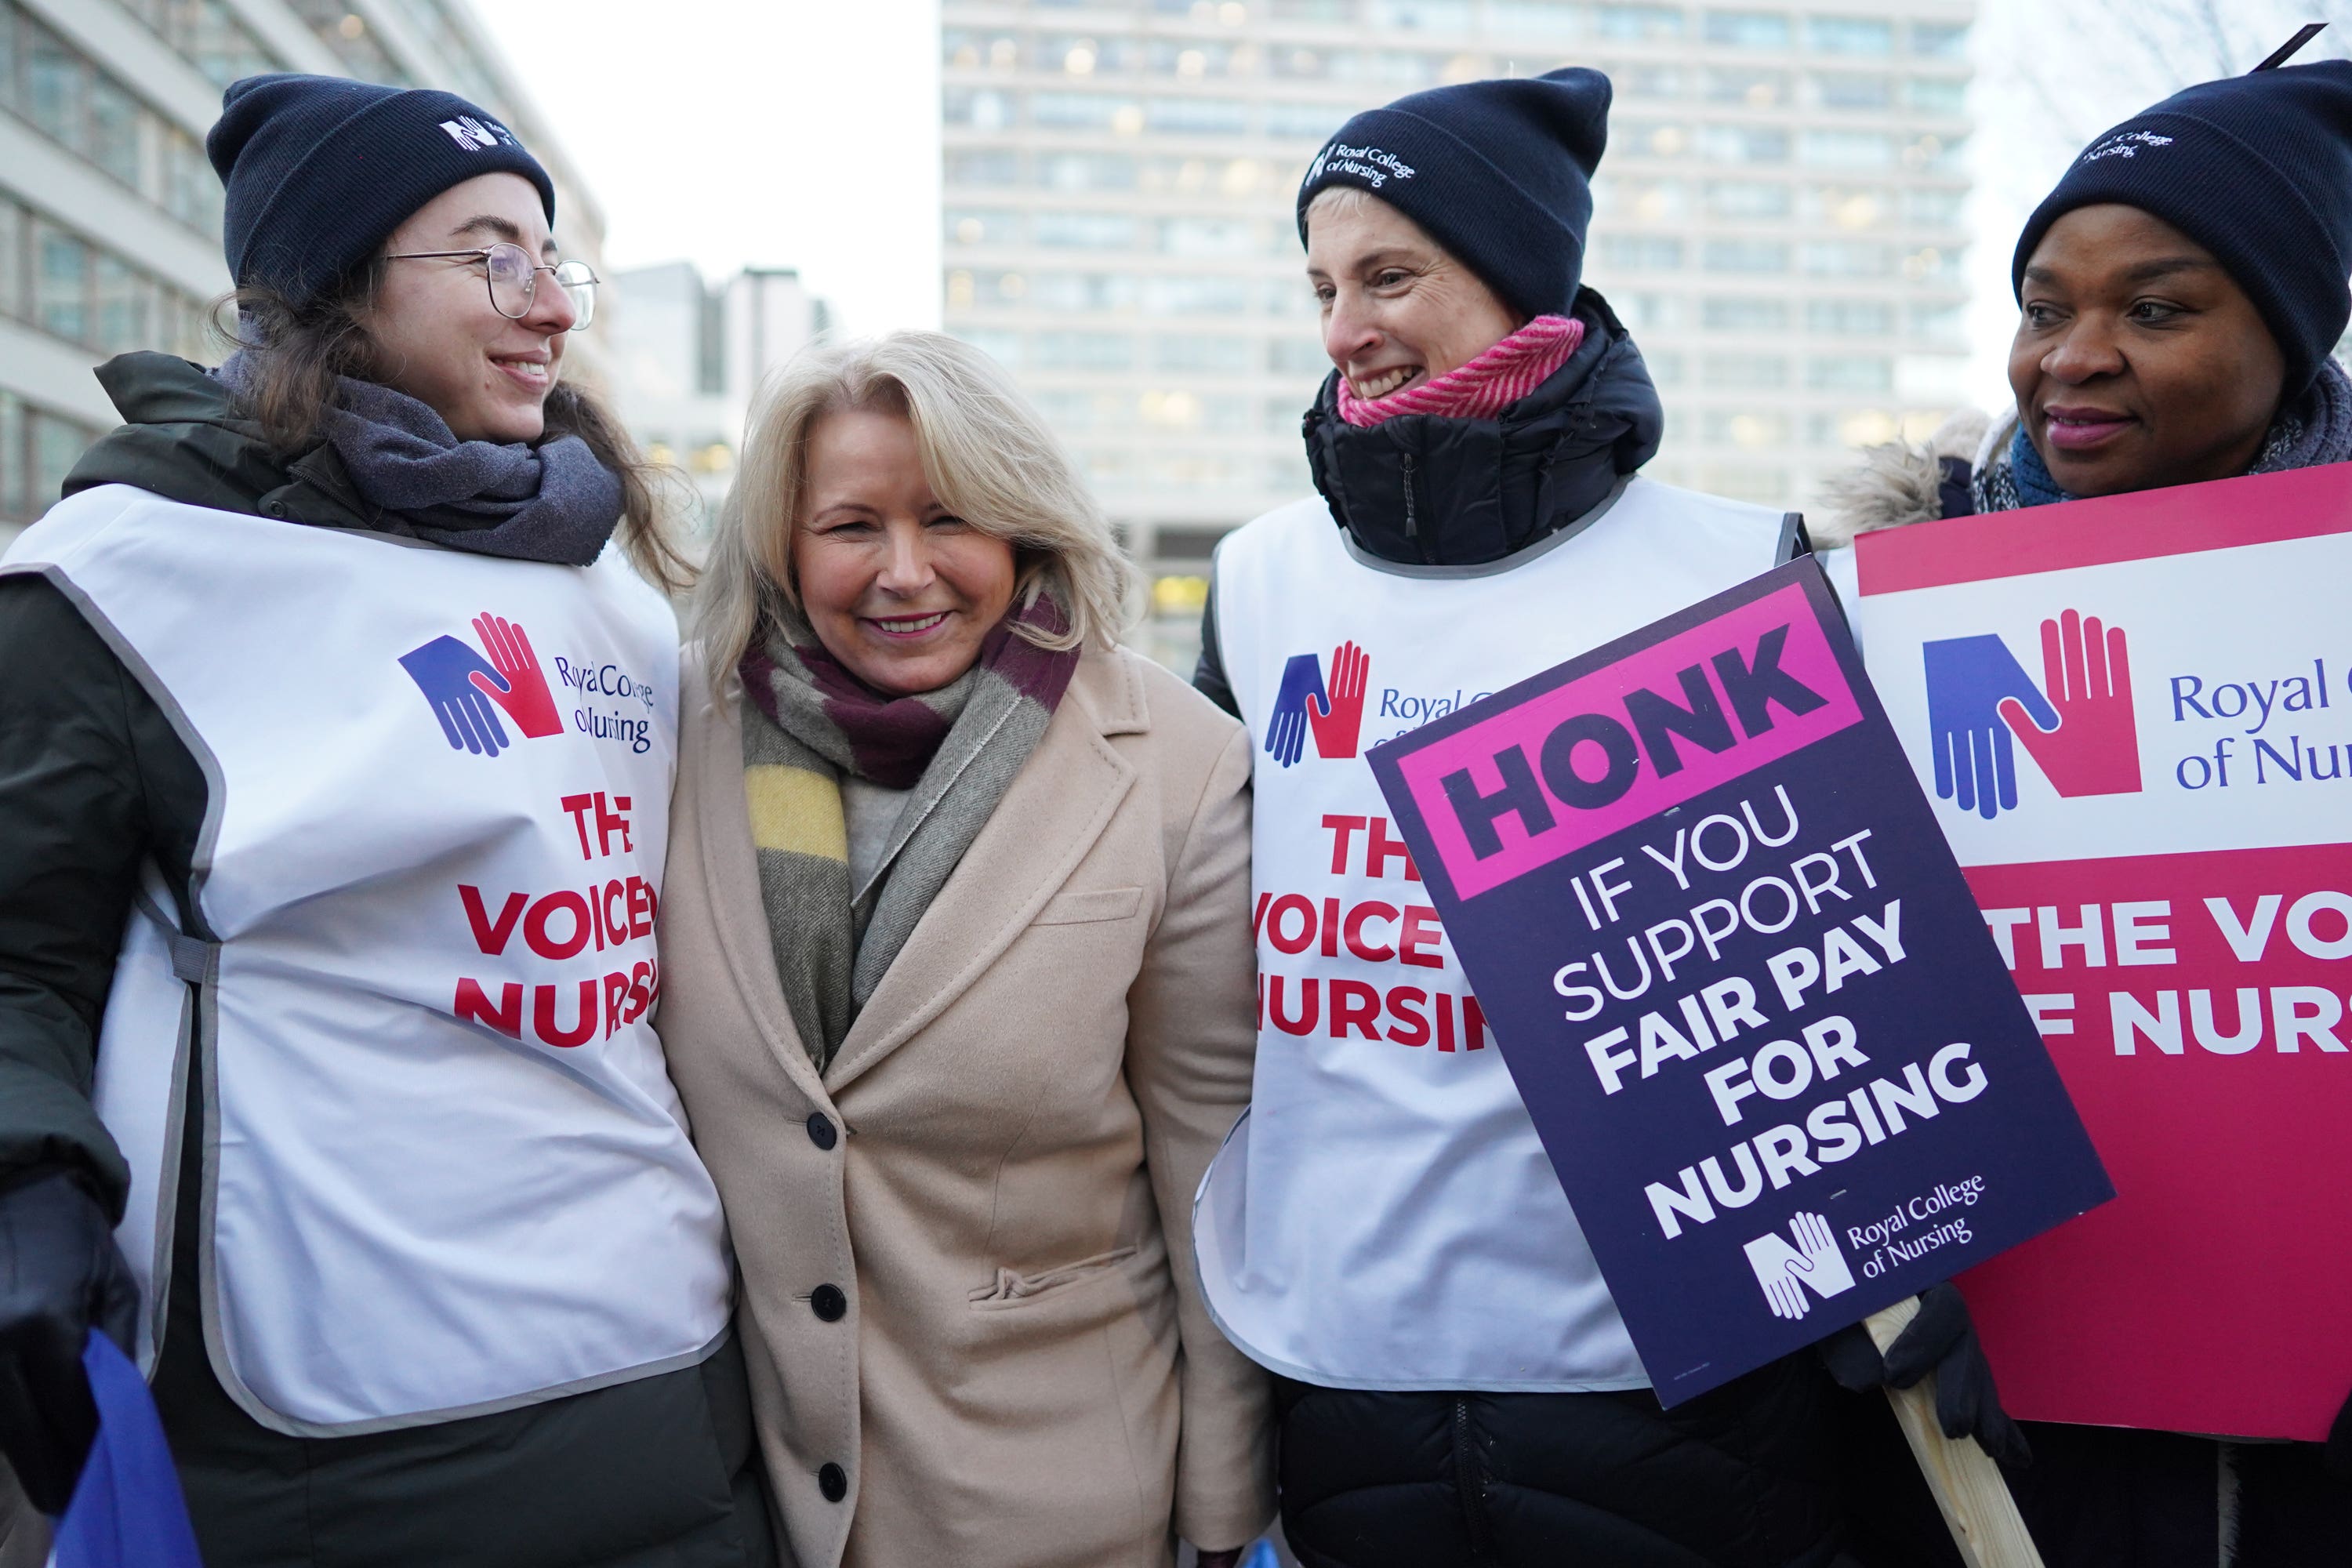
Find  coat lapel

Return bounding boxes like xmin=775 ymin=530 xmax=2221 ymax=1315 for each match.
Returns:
xmin=691 ymin=671 xmax=836 ymax=1110
xmin=822 ymin=649 xmax=1145 ymax=1095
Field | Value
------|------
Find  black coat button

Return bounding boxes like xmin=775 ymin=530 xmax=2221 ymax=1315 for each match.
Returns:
xmin=818 ymin=1461 xmax=848 ymax=1502
xmin=806 ymin=1112 xmax=837 ymax=1150
xmin=811 ymin=1283 xmax=847 ymax=1322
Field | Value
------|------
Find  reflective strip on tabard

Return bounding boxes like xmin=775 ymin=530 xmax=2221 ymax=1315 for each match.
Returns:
xmin=1192 ymin=477 xmax=1791 ymax=1391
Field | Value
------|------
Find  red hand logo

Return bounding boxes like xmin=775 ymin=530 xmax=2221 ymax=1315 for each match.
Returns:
xmin=1998 ymin=608 xmax=2141 ymax=797
xmin=467 ymin=613 xmax=565 ymax=739
xmin=1307 ymin=641 xmax=1369 ymax=760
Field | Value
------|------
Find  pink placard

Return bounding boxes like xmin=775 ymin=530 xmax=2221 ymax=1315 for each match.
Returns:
xmin=1391 ymin=582 xmax=1864 ymax=900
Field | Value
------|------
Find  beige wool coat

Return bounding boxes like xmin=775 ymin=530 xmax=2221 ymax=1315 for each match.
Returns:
xmin=658 ymin=641 xmax=1276 ymax=1568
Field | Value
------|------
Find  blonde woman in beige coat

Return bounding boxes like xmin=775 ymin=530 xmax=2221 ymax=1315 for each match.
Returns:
xmin=656 ymin=332 xmax=1275 ymax=1568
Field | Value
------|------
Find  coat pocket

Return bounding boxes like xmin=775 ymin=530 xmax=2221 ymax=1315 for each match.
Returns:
xmin=967 ymin=1246 xmax=1140 ymax=1310
xmin=1033 ymin=886 xmax=1144 ymax=927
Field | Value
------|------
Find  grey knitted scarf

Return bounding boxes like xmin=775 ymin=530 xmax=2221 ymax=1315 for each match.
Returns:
xmin=1974 ymin=358 xmax=2352 ymax=513
xmin=216 ymin=351 xmax=622 ymax=563
xmin=738 ymin=593 xmax=1080 ymax=1073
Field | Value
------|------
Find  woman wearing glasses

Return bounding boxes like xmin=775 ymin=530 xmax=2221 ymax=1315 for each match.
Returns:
xmin=0 ymin=75 xmax=769 ymax=1566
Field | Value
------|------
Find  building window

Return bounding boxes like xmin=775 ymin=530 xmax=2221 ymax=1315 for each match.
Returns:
xmin=29 ymin=405 xmax=96 ymax=517
xmin=1029 ymin=271 xmax=1141 ymax=310
xmin=1594 ymin=5 xmax=1684 ymax=41
xmin=1809 ymin=16 xmax=1895 ymax=56
xmin=0 ymin=199 xmax=20 ymax=321
xmin=1912 ymin=22 xmax=1969 ymax=59
xmin=1033 ymin=91 xmax=1144 ymax=129
xmin=1594 ymin=235 xmax=1685 ymax=271
xmin=1611 ymin=292 xmax=1682 ymax=331
xmin=1801 ymin=129 xmax=1895 ymax=169
xmin=1033 ymin=331 xmax=1135 ymax=370
xmin=1618 ymin=121 xmax=1690 ymax=158
xmin=1910 ymin=76 xmax=1965 ymax=115
xmin=1703 ymin=180 xmax=1791 ymax=218
xmin=1703 ymin=11 xmax=1791 ymax=49
xmin=1702 ymin=409 xmax=1790 ymax=445
xmin=1809 ymin=355 xmax=1893 ymax=391
xmin=1487 ymin=0 xmax=1582 ymax=38
xmin=1812 ymin=72 xmax=1890 ymax=110
xmin=1702 ymin=354 xmax=1788 ymax=389
xmin=1702 ymin=296 xmax=1789 ymax=331
xmin=1706 ymin=68 xmax=1788 ymax=107
xmin=942 ymin=89 xmax=1013 ymax=129
xmin=1698 ymin=125 xmax=1789 ymax=164
xmin=946 ymin=209 xmax=1022 ymax=246
xmin=947 ymin=150 xmax=1023 ymax=187
xmin=34 ymin=222 xmax=89 ymax=343
xmin=1036 ymin=151 xmax=1136 ymax=190
xmin=1904 ymin=187 xmax=1964 ymax=227
xmin=1155 ymin=335 xmax=1254 ymax=373
xmin=1701 ymin=238 xmax=1789 ymax=274
xmin=1599 ymin=177 xmax=1690 ymax=221
xmin=1802 ymin=240 xmax=1892 ymax=275
xmin=1142 ymin=275 xmax=1254 ymax=314
xmin=1146 ymin=96 xmax=1248 ymax=135
xmin=1370 ymin=0 xmax=1473 ymax=31
xmin=1035 ymin=212 xmax=1138 ymax=249
xmin=0 ymin=392 xmax=20 ymax=523
xmin=1909 ymin=302 xmax=1966 ymax=343
xmin=952 ymin=328 xmax=1023 ymax=370
xmin=1806 ymin=299 xmax=1893 ymax=335
xmin=1158 ymin=217 xmax=1258 ymax=257
xmin=1268 ymin=336 xmax=1329 ymax=375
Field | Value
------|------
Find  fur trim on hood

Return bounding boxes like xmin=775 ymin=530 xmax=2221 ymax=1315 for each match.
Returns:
xmin=1809 ymin=408 xmax=1993 ymax=546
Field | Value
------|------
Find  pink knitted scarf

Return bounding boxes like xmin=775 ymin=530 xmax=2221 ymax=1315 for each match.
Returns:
xmin=1334 ymin=314 xmax=1584 ymax=428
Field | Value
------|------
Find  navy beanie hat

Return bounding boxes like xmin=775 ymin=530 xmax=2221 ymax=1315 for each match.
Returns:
xmin=207 ymin=73 xmax=556 ymax=307
xmin=2013 ymin=60 xmax=2352 ymax=395
xmin=1296 ymin=67 xmax=1610 ymax=321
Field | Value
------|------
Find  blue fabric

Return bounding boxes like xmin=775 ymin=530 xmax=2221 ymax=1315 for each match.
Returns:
xmin=1295 ymin=67 xmax=1610 ymax=318
xmin=2011 ymin=60 xmax=2352 ymax=395
xmin=51 ymin=1334 xmax=202 ymax=1568
xmin=208 ymin=73 xmax=555 ymax=306
xmin=2005 ymin=426 xmax=2071 ymax=510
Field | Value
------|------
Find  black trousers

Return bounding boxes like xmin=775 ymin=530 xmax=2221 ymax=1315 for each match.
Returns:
xmin=2005 ymin=1421 xmax=2352 ymax=1568
xmin=1272 ymin=1356 xmax=1926 ymax=1568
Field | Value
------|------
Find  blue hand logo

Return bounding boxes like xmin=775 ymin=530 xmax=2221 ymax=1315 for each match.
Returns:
xmin=400 ymin=634 xmax=514 ymax=757
xmin=1922 ymin=635 xmax=2060 ymax=820
xmin=1265 ymin=653 xmax=1328 ymax=769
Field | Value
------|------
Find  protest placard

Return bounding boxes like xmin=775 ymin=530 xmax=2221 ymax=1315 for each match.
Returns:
xmin=1367 ymin=557 xmax=2112 ymax=1405
xmin=1846 ymin=462 xmax=2352 ymax=1441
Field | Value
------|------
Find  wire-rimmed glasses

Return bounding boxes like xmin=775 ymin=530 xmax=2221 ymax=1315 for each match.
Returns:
xmin=383 ymin=241 xmax=599 ymax=328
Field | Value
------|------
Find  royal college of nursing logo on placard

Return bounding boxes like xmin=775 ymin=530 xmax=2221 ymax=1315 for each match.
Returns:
xmin=1921 ymin=608 xmax=2143 ymax=820
xmin=400 ymin=612 xmax=566 ymax=759
xmin=1264 ymin=641 xmax=1370 ymax=768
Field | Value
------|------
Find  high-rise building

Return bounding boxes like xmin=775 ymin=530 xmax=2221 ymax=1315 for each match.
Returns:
xmin=0 ymin=0 xmax=607 ymax=549
xmin=939 ymin=0 xmax=1974 ymax=667
xmin=605 ymin=260 xmax=832 ymax=529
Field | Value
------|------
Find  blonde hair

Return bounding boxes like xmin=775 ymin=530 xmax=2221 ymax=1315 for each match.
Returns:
xmin=691 ymin=331 xmax=1135 ymax=693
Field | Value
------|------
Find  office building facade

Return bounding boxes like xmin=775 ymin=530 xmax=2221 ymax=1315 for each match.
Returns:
xmin=0 ymin=0 xmax=605 ymax=547
xmin=939 ymin=0 xmax=1974 ymax=666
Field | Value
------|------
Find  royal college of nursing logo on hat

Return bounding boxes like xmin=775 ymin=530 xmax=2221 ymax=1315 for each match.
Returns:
xmin=1311 ymin=140 xmax=1417 ymax=189
xmin=438 ymin=114 xmax=517 ymax=153
xmin=2083 ymin=129 xmax=2176 ymax=164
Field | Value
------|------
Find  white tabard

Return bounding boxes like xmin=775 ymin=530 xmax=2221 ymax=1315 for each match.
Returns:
xmin=3 ymin=485 xmax=730 ymax=1435
xmin=1193 ymin=477 xmax=1795 ymax=1390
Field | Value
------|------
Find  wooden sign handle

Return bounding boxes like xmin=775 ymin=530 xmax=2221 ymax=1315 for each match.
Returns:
xmin=1865 ymin=1298 xmax=2046 ymax=1568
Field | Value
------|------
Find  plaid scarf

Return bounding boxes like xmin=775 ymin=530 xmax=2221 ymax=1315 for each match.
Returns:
xmin=738 ymin=593 xmax=1080 ymax=1073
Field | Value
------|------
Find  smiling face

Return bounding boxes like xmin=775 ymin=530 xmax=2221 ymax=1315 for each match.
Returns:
xmin=362 ymin=172 xmax=575 ymax=444
xmin=2009 ymin=203 xmax=2286 ymax=498
xmin=789 ymin=406 xmax=1019 ymax=696
xmin=1305 ymin=190 xmax=1522 ymax=401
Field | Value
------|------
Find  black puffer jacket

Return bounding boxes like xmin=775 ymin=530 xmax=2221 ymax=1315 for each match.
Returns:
xmin=1193 ymin=300 xmax=1955 ymax=1567
xmin=0 ymin=354 xmax=772 ymax=1568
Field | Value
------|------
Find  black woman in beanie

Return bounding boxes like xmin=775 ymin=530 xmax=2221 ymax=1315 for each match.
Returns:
xmin=1185 ymin=67 xmax=2002 ymax=1568
xmin=0 ymin=74 xmax=771 ymax=1566
xmin=1811 ymin=56 xmax=2352 ymax=1568
xmin=1817 ymin=58 xmax=2352 ymax=540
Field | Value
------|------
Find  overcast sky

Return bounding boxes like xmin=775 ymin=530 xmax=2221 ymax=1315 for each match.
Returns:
xmin=469 ymin=0 xmax=945 ymax=337
xmin=466 ymin=1 xmax=2347 ymax=412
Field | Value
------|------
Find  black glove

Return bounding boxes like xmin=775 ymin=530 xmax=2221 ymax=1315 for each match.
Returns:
xmin=1820 ymin=1283 xmax=2031 ymax=1471
xmin=0 ymin=1170 xmax=139 ymax=1515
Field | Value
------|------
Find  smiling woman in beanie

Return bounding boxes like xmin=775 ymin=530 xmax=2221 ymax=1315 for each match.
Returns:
xmin=1812 ymin=56 xmax=2352 ymax=1568
xmin=0 ymin=75 xmax=770 ymax=1566
xmin=1817 ymin=59 xmax=2352 ymax=543
xmin=1185 ymin=67 xmax=2004 ymax=1568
